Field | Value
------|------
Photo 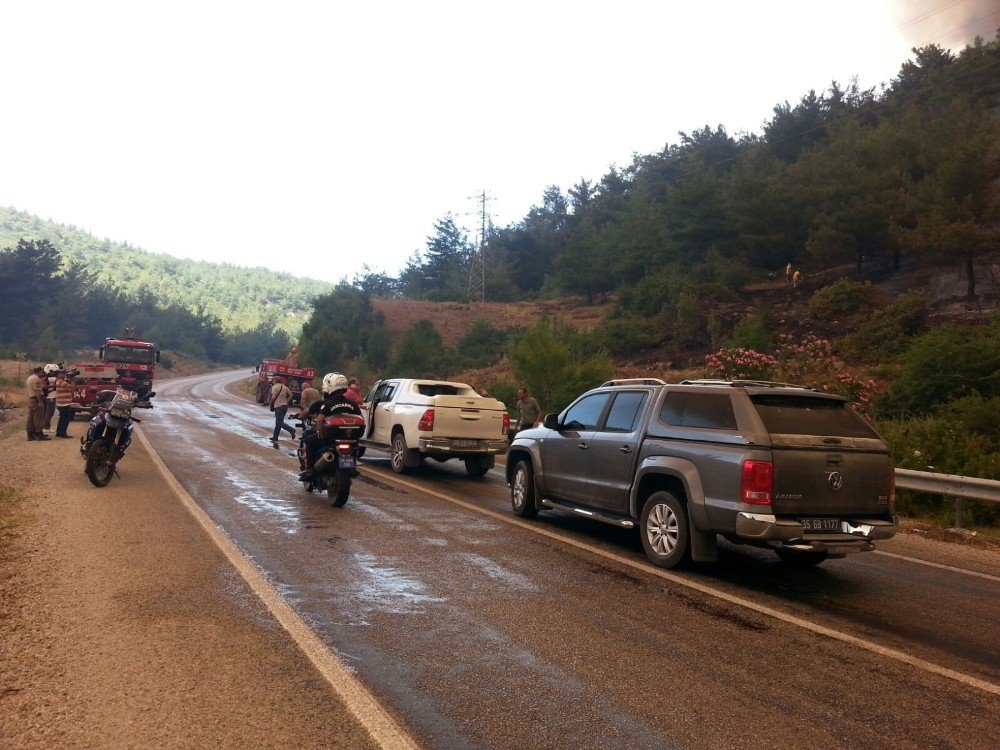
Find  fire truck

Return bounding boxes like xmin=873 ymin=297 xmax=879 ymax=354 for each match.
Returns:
xmin=255 ymin=358 xmax=317 ymax=405
xmin=69 ymin=329 xmax=160 ymax=413
xmin=98 ymin=330 xmax=160 ymax=400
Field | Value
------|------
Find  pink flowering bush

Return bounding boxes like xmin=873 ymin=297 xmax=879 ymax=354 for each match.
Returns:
xmin=706 ymin=333 xmax=878 ymax=418
xmin=704 ymin=348 xmax=777 ymax=380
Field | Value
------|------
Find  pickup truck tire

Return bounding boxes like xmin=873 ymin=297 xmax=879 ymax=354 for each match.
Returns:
xmin=464 ymin=456 xmax=494 ymax=477
xmin=774 ymin=548 xmax=828 ymax=566
xmin=639 ymin=491 xmax=689 ymax=569
xmin=390 ymin=432 xmax=413 ymax=474
xmin=510 ymin=459 xmax=539 ymax=518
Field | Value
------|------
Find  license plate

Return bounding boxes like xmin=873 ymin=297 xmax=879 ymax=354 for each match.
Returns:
xmin=453 ymin=439 xmax=479 ymax=448
xmin=338 ymin=455 xmax=357 ymax=469
xmin=800 ymin=517 xmax=842 ymax=532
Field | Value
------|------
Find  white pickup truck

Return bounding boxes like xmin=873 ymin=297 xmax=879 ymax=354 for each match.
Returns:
xmin=361 ymin=379 xmax=509 ymax=476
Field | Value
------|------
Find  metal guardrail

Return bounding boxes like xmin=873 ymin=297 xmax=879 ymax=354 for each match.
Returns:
xmin=895 ymin=468 xmax=1000 ymax=527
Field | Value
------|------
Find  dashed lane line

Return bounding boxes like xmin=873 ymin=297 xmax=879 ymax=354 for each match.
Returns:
xmin=363 ymin=465 xmax=1000 ymax=698
xmin=135 ymin=428 xmax=422 ymax=750
xmin=873 ymin=550 xmax=1000 ymax=583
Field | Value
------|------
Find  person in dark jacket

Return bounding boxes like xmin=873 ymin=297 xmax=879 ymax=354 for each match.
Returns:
xmin=299 ymin=372 xmax=363 ymax=479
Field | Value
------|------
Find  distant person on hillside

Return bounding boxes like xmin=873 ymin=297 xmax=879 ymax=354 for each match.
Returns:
xmin=25 ymin=366 xmax=49 ymax=441
xmin=785 ymin=262 xmax=793 ymax=285
xmin=793 ymin=269 xmax=801 ymax=288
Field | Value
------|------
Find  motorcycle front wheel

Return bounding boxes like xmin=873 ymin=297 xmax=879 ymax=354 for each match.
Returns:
xmin=329 ymin=469 xmax=352 ymax=507
xmin=85 ymin=438 xmax=116 ymax=487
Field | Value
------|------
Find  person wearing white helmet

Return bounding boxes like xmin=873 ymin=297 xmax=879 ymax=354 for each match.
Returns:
xmin=299 ymin=372 xmax=362 ymax=479
xmin=42 ymin=364 xmax=60 ymax=432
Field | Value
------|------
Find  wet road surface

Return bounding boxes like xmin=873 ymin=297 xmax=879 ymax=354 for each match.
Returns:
xmin=143 ymin=370 xmax=1000 ymax=750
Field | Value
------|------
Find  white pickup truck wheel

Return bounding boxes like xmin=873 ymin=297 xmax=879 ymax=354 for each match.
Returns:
xmin=464 ymin=456 xmax=494 ymax=477
xmin=390 ymin=432 xmax=411 ymax=474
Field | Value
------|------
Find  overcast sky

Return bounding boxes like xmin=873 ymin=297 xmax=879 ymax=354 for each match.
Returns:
xmin=1 ymin=1 xmax=996 ymax=284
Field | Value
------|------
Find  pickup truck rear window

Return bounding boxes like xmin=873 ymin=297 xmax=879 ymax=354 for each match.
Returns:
xmin=660 ymin=393 xmax=737 ymax=430
xmin=415 ymin=384 xmax=462 ymax=396
xmin=750 ymin=395 xmax=878 ymax=438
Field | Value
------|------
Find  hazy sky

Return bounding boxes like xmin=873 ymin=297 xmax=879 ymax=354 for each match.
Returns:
xmin=1 ymin=1 xmax=996 ymax=284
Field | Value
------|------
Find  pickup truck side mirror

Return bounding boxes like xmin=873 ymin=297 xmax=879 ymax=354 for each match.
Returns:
xmin=543 ymin=413 xmax=561 ymax=431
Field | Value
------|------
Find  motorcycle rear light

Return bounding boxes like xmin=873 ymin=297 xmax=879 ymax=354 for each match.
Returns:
xmin=502 ymin=413 xmax=510 ymax=435
xmin=741 ymin=459 xmax=773 ymax=505
xmin=418 ymin=409 xmax=435 ymax=431
xmin=336 ymin=442 xmax=352 ymax=453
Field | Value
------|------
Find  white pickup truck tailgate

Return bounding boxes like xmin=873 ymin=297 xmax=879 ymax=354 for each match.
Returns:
xmin=426 ymin=395 xmax=507 ymax=440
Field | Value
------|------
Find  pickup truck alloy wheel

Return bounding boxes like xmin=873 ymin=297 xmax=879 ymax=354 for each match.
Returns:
xmin=390 ymin=432 xmax=409 ymax=474
xmin=640 ymin=491 xmax=689 ymax=568
xmin=510 ymin=459 xmax=539 ymax=518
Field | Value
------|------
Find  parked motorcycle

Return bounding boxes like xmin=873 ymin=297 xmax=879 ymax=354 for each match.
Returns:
xmin=297 ymin=413 xmax=366 ymax=506
xmin=80 ymin=388 xmax=154 ymax=487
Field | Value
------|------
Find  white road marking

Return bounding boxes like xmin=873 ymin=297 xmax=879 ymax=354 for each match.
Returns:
xmin=135 ymin=428 xmax=422 ymax=750
xmin=873 ymin=550 xmax=1000 ymax=583
xmin=364 ymin=465 xmax=1000 ymax=698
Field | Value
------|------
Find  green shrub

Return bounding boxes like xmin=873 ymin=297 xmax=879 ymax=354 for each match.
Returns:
xmin=876 ymin=415 xmax=1000 ymax=526
xmin=507 ymin=316 xmax=613 ymax=414
xmin=838 ymin=290 xmax=929 ymax=362
xmin=723 ymin=312 xmax=776 ymax=352
xmin=159 ymin=354 xmax=174 ymax=370
xmin=593 ymin=312 xmax=653 ymax=357
xmin=808 ymin=279 xmax=883 ymax=320
xmin=879 ymin=319 xmax=1000 ymax=416
xmin=457 ymin=318 xmax=511 ymax=368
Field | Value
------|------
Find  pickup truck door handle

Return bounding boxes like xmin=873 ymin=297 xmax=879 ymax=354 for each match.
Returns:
xmin=577 ymin=442 xmax=589 ymax=450
xmin=619 ymin=446 xmax=632 ymax=454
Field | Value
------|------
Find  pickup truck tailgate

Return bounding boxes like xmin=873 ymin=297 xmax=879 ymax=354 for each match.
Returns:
xmin=769 ymin=439 xmax=893 ymax=516
xmin=428 ymin=396 xmax=506 ymax=439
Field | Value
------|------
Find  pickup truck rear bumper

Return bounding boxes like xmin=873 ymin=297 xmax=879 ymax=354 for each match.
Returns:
xmin=418 ymin=437 xmax=508 ymax=455
xmin=735 ymin=512 xmax=897 ymax=554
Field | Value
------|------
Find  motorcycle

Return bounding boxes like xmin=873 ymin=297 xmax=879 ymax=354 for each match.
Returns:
xmin=297 ymin=412 xmax=366 ymax=506
xmin=80 ymin=388 xmax=154 ymax=487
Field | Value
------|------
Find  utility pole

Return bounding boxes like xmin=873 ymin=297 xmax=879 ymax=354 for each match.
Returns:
xmin=467 ymin=189 xmax=491 ymax=303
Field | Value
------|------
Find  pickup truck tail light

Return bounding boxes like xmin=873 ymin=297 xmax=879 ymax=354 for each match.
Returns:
xmin=888 ymin=467 xmax=895 ymax=511
xmin=502 ymin=413 xmax=510 ymax=435
xmin=418 ymin=409 xmax=435 ymax=431
xmin=741 ymin=459 xmax=773 ymax=505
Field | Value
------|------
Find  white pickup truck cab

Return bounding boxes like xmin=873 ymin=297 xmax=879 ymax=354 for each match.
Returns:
xmin=362 ymin=379 xmax=509 ymax=476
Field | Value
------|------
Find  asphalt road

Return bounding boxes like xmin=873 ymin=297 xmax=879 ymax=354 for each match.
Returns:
xmin=142 ymin=370 xmax=1000 ymax=750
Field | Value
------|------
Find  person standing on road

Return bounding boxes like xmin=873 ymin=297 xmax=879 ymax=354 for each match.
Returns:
xmin=510 ymin=387 xmax=541 ymax=443
xmin=793 ymin=269 xmax=801 ymax=288
xmin=25 ymin=366 xmax=49 ymax=441
xmin=785 ymin=262 xmax=793 ymax=285
xmin=296 ymin=378 xmax=321 ymax=419
xmin=42 ymin=364 xmax=59 ymax=431
xmin=268 ymin=375 xmax=295 ymax=447
xmin=54 ymin=370 xmax=75 ymax=438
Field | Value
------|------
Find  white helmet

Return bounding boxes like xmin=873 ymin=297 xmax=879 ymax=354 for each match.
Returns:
xmin=43 ymin=363 xmax=60 ymax=375
xmin=322 ymin=372 xmax=348 ymax=395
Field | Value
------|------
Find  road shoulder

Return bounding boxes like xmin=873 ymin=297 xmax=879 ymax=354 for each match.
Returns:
xmin=0 ymin=419 xmax=381 ymax=749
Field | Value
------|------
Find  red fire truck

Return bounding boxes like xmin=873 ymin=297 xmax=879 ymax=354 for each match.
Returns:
xmin=255 ymin=358 xmax=317 ymax=405
xmin=69 ymin=329 xmax=160 ymax=413
xmin=98 ymin=331 xmax=160 ymax=400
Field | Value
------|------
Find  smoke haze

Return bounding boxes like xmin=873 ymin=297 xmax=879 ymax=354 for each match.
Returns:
xmin=891 ymin=0 xmax=1000 ymax=50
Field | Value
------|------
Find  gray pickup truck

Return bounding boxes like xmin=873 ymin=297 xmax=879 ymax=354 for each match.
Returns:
xmin=506 ymin=378 xmax=897 ymax=568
